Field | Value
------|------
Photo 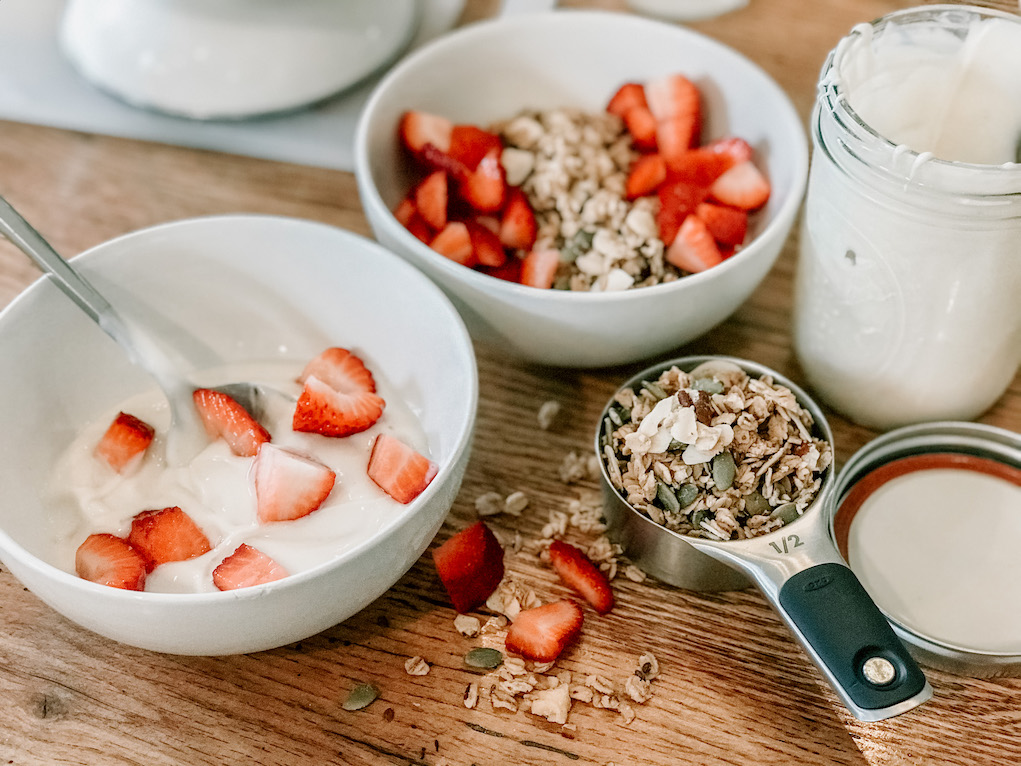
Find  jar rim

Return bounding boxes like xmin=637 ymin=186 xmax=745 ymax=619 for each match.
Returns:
xmin=819 ymin=4 xmax=1021 ymax=192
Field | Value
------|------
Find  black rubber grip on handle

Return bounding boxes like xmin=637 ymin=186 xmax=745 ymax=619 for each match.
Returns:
xmin=778 ymin=563 xmax=926 ymax=711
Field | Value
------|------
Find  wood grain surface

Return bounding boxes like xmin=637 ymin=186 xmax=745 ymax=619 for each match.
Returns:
xmin=0 ymin=1 xmax=1018 ymax=764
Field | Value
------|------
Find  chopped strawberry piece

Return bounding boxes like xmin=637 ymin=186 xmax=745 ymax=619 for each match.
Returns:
xmin=645 ymin=73 xmax=701 ymax=125
xmin=393 ymin=196 xmax=417 ymax=227
xmin=505 ymin=600 xmax=584 ymax=663
xmin=449 ymin=125 xmax=503 ymax=171
xmin=623 ymin=106 xmax=658 ymax=152
xmin=292 ymin=375 xmax=385 ymax=437
xmin=367 ymin=433 xmax=438 ymax=505
xmin=192 ymin=388 xmax=271 ymax=457
xmin=666 ymin=137 xmax=753 ymax=185
xmin=466 ymin=218 xmax=507 ymax=268
xmin=298 ymin=347 xmax=376 ymax=394
xmin=547 ymin=540 xmax=615 ymax=614
xmin=128 ymin=507 xmax=212 ymax=572
xmin=656 ymin=115 xmax=700 ymax=162
xmin=254 ymin=444 xmax=336 ymax=523
xmin=520 ymin=248 xmax=560 ymax=289
xmin=75 ymin=533 xmax=147 ymax=590
xmin=458 ymin=147 xmax=506 ymax=213
xmin=399 ymin=110 xmax=453 ymax=155
xmin=406 ymin=214 xmax=435 ymax=244
xmin=606 ymin=82 xmax=648 ymax=119
xmin=431 ymin=520 xmax=504 ymax=613
xmin=657 ymin=176 xmax=708 ymax=246
xmin=695 ymin=202 xmax=748 ymax=246
xmin=498 ymin=188 xmax=538 ymax=251
xmin=499 ymin=189 xmax=537 ymax=251
xmin=212 ymin=543 xmax=289 ymax=591
xmin=430 ymin=221 xmax=475 ymax=266
xmin=666 ymin=214 xmax=724 ymax=273
xmin=420 ymin=142 xmax=471 ymax=180
xmin=414 ymin=170 xmax=448 ymax=231
xmin=625 ymin=153 xmax=667 ymax=199
xmin=709 ymin=159 xmax=771 ymax=210
xmin=94 ymin=411 xmax=155 ymax=472
xmin=480 ymin=256 xmax=523 ymax=284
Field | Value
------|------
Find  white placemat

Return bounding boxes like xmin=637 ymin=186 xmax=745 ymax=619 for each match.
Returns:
xmin=0 ymin=0 xmax=467 ymax=171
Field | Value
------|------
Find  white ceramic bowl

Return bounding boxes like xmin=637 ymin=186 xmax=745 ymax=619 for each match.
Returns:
xmin=0 ymin=215 xmax=476 ymax=655
xmin=355 ymin=10 xmax=808 ymax=367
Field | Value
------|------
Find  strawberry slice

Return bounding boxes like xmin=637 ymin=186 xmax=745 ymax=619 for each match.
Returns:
xmin=430 ymin=221 xmax=475 ymax=266
xmin=657 ymin=176 xmax=707 ymax=246
xmin=505 ymin=600 xmax=584 ymax=663
xmin=457 ymin=146 xmax=506 ymax=213
xmin=645 ymin=73 xmax=701 ymax=124
xmin=406 ymin=214 xmax=435 ymax=244
xmin=547 ymin=540 xmax=615 ymax=614
xmin=94 ymin=411 xmax=155 ymax=472
xmin=431 ymin=520 xmax=504 ymax=613
xmin=414 ymin=170 xmax=448 ymax=231
xmin=709 ymin=159 xmax=771 ymax=210
xmin=421 ymin=142 xmax=471 ymax=181
xmin=623 ymin=106 xmax=658 ymax=152
xmin=399 ymin=110 xmax=453 ymax=155
xmin=192 ymin=388 xmax=271 ymax=458
xmin=292 ymin=375 xmax=385 ymax=437
xmin=666 ymin=214 xmax=724 ymax=273
xmin=625 ymin=153 xmax=667 ymax=200
xmin=465 ymin=218 xmax=506 ymax=268
xmin=520 ymin=248 xmax=560 ymax=289
xmin=75 ymin=533 xmax=147 ymax=590
xmin=498 ymin=188 xmax=538 ymax=251
xmin=212 ymin=543 xmax=289 ymax=591
xmin=695 ymin=202 xmax=748 ymax=246
xmin=128 ymin=507 xmax=212 ymax=572
xmin=298 ymin=347 xmax=376 ymax=394
xmin=448 ymin=125 xmax=503 ymax=171
xmin=393 ymin=196 xmax=417 ymax=227
xmin=255 ymin=443 xmax=336 ymax=523
xmin=480 ymin=256 xmax=523 ymax=284
xmin=367 ymin=433 xmax=438 ymax=505
xmin=666 ymin=137 xmax=753 ymax=184
xmin=606 ymin=82 xmax=648 ymax=119
xmin=656 ymin=116 xmax=700 ymax=163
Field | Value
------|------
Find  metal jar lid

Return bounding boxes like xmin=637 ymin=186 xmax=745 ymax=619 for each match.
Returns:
xmin=828 ymin=421 xmax=1021 ymax=677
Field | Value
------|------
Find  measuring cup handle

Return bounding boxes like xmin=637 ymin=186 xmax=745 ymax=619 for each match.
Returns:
xmin=778 ymin=562 xmax=929 ymax=715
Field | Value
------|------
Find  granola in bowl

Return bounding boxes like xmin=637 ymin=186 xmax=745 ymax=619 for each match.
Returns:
xmin=599 ymin=358 xmax=833 ymax=541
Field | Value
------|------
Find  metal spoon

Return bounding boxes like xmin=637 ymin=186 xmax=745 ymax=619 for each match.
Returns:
xmin=0 ymin=195 xmax=274 ymax=463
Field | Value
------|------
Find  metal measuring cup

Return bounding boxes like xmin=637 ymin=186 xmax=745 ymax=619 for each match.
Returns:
xmin=595 ymin=356 xmax=932 ymax=722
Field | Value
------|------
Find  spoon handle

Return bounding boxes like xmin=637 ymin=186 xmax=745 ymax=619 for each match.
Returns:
xmin=0 ymin=195 xmax=117 ymax=326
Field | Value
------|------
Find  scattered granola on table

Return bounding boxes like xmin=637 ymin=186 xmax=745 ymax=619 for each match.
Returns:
xmin=600 ymin=360 xmax=833 ymax=540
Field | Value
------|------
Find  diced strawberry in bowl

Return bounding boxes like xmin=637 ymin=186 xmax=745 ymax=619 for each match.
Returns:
xmin=94 ymin=411 xmax=155 ymax=472
xmin=367 ymin=433 xmax=438 ymax=505
xmin=75 ymin=533 xmax=147 ymax=591
xmin=254 ymin=443 xmax=337 ymax=523
xmin=213 ymin=544 xmax=289 ymax=591
xmin=128 ymin=506 xmax=212 ymax=572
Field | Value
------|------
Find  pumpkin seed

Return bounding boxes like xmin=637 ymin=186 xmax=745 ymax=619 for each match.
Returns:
xmin=607 ymin=407 xmax=623 ymax=427
xmin=691 ymin=377 xmax=724 ymax=395
xmin=666 ymin=438 xmax=686 ymax=452
xmin=770 ymin=502 xmax=800 ymax=525
xmin=676 ymin=484 xmax=698 ymax=508
xmin=602 ymin=416 xmax=615 ymax=448
xmin=342 ymin=683 xmax=379 ymax=711
xmin=711 ymin=451 xmax=737 ymax=491
xmin=656 ymin=482 xmax=681 ymax=513
xmin=560 ymin=229 xmax=595 ymax=262
xmin=465 ymin=647 xmax=504 ymax=670
xmin=641 ymin=380 xmax=667 ymax=400
xmin=744 ymin=490 xmax=771 ymax=515
xmin=690 ymin=509 xmax=707 ymax=528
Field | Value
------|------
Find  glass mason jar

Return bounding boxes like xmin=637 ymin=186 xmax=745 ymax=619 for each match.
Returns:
xmin=793 ymin=5 xmax=1021 ymax=430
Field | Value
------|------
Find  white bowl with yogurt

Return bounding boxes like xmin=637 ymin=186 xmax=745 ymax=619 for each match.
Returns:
xmin=0 ymin=215 xmax=477 ymax=655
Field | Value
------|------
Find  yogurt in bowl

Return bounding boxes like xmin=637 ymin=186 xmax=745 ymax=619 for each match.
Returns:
xmin=0 ymin=215 xmax=477 ymax=655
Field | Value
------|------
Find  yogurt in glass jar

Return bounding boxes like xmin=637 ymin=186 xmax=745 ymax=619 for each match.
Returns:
xmin=793 ymin=5 xmax=1021 ymax=430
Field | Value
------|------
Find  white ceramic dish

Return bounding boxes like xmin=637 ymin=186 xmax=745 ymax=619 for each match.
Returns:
xmin=355 ymin=10 xmax=808 ymax=367
xmin=0 ymin=215 xmax=477 ymax=655
xmin=59 ymin=0 xmax=420 ymax=119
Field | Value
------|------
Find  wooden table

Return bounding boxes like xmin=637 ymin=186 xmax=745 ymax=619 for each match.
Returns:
xmin=0 ymin=1 xmax=1018 ymax=764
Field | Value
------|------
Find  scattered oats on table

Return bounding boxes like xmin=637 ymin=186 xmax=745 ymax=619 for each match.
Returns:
xmin=537 ymin=399 xmax=562 ymax=430
xmin=404 ymin=656 xmax=430 ymax=676
xmin=600 ymin=360 xmax=833 ymax=541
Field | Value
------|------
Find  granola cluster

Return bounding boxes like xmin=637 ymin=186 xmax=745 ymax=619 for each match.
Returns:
xmin=601 ymin=361 xmax=833 ymax=540
xmin=494 ymin=108 xmax=678 ymax=292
